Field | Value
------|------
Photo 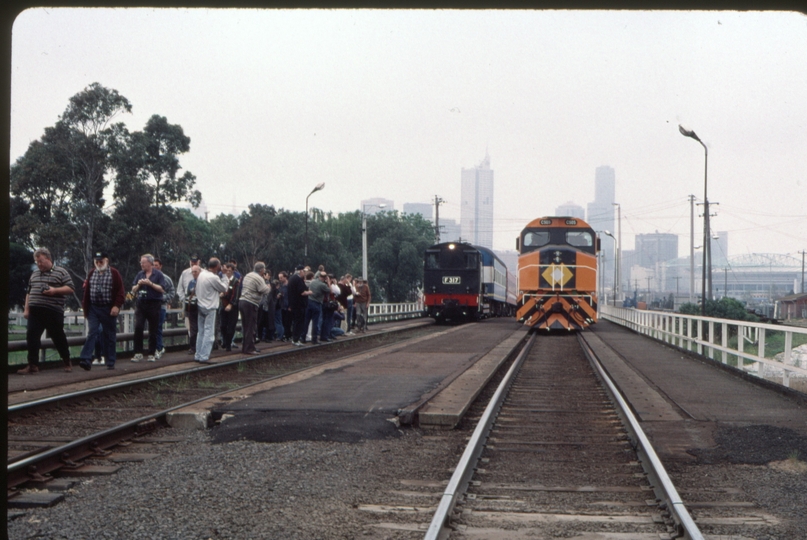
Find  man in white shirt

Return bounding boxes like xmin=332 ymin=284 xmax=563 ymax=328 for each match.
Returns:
xmin=193 ymin=258 xmax=229 ymax=363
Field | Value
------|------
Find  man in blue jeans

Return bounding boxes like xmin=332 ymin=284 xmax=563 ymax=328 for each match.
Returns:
xmin=303 ymin=270 xmax=331 ymax=345
xmin=79 ymin=252 xmax=125 ymax=371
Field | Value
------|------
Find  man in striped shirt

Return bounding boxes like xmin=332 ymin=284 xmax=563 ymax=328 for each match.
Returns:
xmin=19 ymin=247 xmax=75 ymax=374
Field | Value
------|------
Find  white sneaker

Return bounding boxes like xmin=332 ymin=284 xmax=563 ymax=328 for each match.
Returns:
xmin=147 ymin=355 xmax=156 ymax=362
xmin=155 ymin=348 xmax=164 ymax=360
xmin=131 ymin=353 xmax=143 ymax=362
xmin=92 ymin=358 xmax=102 ymax=365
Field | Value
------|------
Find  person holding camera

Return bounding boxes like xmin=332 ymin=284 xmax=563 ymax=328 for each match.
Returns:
xmin=18 ymin=247 xmax=75 ymax=374
xmin=130 ymin=253 xmax=167 ymax=362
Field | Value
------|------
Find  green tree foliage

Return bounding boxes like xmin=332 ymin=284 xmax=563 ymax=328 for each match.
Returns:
xmin=10 ymin=82 xmax=131 ymax=286
xmin=113 ymin=114 xmax=201 ymax=208
xmin=8 ymin=83 xmax=434 ymax=305
xmin=679 ymin=297 xmax=759 ymax=322
xmin=8 ymin=243 xmax=33 ymax=310
xmin=363 ymin=211 xmax=434 ymax=302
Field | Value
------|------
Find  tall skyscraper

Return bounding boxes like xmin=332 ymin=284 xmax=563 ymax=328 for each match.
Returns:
xmin=587 ymin=165 xmax=616 ymax=288
xmin=460 ymin=151 xmax=494 ymax=248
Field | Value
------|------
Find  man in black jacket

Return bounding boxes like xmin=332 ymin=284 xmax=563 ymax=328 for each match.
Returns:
xmin=287 ymin=265 xmax=310 ymax=346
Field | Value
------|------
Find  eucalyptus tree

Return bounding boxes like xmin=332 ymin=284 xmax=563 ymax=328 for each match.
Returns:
xmin=10 ymin=82 xmax=132 ymax=276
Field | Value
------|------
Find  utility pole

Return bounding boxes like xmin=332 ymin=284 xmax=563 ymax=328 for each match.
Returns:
xmin=689 ymin=194 xmax=695 ymax=303
xmin=613 ymin=203 xmax=622 ymax=302
xmin=800 ymin=250 xmax=806 ymax=294
xmin=674 ymin=275 xmax=681 ymax=295
xmin=434 ymin=195 xmax=445 ymax=244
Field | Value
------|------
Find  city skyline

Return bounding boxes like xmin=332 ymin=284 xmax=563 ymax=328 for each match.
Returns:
xmin=8 ymin=9 xmax=807 ymax=257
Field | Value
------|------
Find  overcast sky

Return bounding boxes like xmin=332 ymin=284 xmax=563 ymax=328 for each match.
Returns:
xmin=9 ymin=8 xmax=807 ymax=258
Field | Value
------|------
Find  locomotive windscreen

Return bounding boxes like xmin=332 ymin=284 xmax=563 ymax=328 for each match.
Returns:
xmin=520 ymin=228 xmax=595 ymax=254
xmin=425 ymin=247 xmax=479 ymax=270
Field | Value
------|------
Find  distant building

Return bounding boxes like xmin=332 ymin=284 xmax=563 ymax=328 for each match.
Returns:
xmin=635 ymin=232 xmax=678 ymax=268
xmin=460 ymin=151 xmax=494 ymax=249
xmin=361 ymin=198 xmax=394 ymax=215
xmin=403 ymin=202 xmax=433 ymax=221
xmin=555 ymin=201 xmax=585 ymax=220
xmin=711 ymin=231 xmax=729 ymax=268
xmin=440 ymin=218 xmax=461 ymax=243
xmin=587 ymin=165 xmax=616 ymax=289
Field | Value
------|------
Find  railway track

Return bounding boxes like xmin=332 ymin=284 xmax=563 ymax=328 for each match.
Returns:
xmin=7 ymin=321 xmax=435 ymax=506
xmin=424 ymin=332 xmax=702 ymax=540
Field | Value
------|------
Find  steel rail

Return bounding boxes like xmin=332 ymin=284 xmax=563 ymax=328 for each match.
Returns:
xmin=8 ymin=320 xmax=436 ymax=491
xmin=424 ymin=333 xmax=536 ymax=540
xmin=577 ymin=333 xmax=704 ymax=540
xmin=9 ymin=319 xmax=433 ymax=416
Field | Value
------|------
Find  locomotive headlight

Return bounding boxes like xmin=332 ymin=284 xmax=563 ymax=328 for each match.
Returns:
xmin=448 ymin=244 xmax=456 ymax=250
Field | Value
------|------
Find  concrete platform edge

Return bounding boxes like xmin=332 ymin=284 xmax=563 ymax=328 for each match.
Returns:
xmin=418 ymin=328 xmax=529 ymax=429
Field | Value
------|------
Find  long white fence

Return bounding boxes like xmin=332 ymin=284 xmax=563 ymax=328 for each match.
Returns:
xmin=600 ymin=304 xmax=807 ymax=389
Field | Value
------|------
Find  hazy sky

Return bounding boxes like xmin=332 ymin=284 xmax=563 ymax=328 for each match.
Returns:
xmin=9 ymin=8 xmax=807 ymax=258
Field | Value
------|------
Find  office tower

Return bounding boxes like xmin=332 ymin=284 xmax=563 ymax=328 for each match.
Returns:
xmin=587 ymin=166 xmax=616 ymax=288
xmin=403 ymin=202 xmax=433 ymax=221
xmin=555 ymin=201 xmax=585 ymax=220
xmin=635 ymin=232 xmax=679 ymax=267
xmin=460 ymin=152 xmax=494 ymax=248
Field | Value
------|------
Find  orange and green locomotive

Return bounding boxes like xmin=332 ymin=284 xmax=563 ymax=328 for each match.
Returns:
xmin=516 ymin=216 xmax=599 ymax=331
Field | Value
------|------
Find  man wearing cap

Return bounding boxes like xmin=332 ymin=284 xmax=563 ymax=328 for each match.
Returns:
xmin=78 ymin=252 xmax=125 ymax=371
xmin=18 ymin=247 xmax=75 ymax=374
xmin=176 ymin=254 xmax=200 ymax=344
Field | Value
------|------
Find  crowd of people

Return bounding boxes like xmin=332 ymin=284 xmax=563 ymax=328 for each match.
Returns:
xmin=17 ymin=248 xmax=372 ymax=374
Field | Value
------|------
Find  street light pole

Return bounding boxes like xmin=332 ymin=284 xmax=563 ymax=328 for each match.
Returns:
xmin=361 ymin=203 xmax=386 ymax=280
xmin=304 ymin=182 xmax=325 ymax=262
xmin=679 ymin=125 xmax=711 ymax=315
xmin=612 ymin=202 xmax=621 ymax=304
xmin=598 ymin=230 xmax=616 ymax=306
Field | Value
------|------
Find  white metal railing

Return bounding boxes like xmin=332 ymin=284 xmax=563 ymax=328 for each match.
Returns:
xmin=600 ymin=304 xmax=807 ymax=389
xmin=368 ymin=301 xmax=425 ymax=322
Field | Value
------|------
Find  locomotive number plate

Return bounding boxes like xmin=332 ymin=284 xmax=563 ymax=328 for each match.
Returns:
xmin=442 ymin=276 xmax=461 ymax=284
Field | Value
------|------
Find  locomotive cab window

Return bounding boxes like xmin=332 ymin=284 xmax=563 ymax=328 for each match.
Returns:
xmin=464 ymin=252 xmax=479 ymax=269
xmin=566 ymin=230 xmax=593 ymax=247
xmin=523 ymin=231 xmax=550 ymax=248
xmin=425 ymin=252 xmax=439 ymax=270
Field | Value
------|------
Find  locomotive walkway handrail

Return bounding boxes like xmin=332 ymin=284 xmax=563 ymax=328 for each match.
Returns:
xmin=600 ymin=304 xmax=807 ymax=389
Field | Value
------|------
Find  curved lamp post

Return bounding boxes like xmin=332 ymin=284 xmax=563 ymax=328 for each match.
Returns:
xmin=600 ymin=230 xmax=617 ymax=306
xmin=305 ymin=182 xmax=325 ymax=262
xmin=679 ymin=125 xmax=710 ymax=315
xmin=361 ymin=203 xmax=386 ymax=281
xmin=612 ymin=202 xmax=622 ymax=303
